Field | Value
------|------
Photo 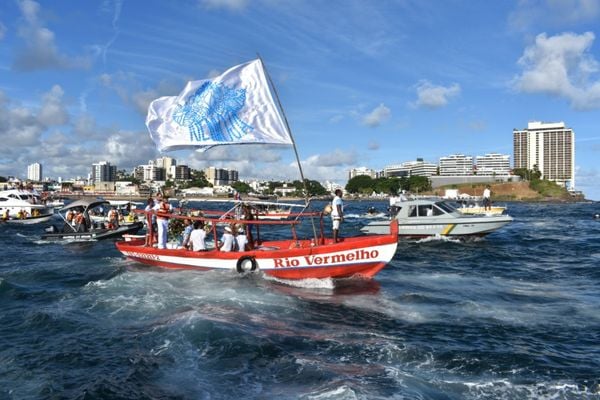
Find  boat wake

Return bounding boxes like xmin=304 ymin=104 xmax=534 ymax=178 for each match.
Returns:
xmin=414 ymin=235 xmax=464 ymax=244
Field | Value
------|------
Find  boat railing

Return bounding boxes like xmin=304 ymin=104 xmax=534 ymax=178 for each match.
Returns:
xmin=133 ymin=208 xmax=327 ymax=249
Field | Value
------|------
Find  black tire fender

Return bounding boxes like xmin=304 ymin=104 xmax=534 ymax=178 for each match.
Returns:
xmin=236 ymin=256 xmax=257 ymax=273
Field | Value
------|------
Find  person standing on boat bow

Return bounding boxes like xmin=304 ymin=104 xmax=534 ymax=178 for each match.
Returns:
xmin=153 ymin=194 xmax=172 ymax=249
xmin=483 ymin=185 xmax=492 ymax=211
xmin=332 ymin=189 xmax=344 ymax=243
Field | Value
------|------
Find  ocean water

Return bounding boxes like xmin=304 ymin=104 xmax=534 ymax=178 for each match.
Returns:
xmin=1 ymin=201 xmax=599 ymax=399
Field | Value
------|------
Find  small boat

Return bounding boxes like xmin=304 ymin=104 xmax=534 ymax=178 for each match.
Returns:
xmin=360 ymin=198 xmax=513 ymax=239
xmin=116 ymin=206 xmax=398 ymax=280
xmin=41 ymin=199 xmax=144 ymax=241
xmin=89 ymin=200 xmax=144 ymax=226
xmin=0 ymin=189 xmax=55 ymax=224
xmin=455 ymin=200 xmax=506 ymax=216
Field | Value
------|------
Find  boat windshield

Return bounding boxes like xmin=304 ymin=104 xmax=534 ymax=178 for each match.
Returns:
xmin=435 ymin=201 xmax=457 ymax=213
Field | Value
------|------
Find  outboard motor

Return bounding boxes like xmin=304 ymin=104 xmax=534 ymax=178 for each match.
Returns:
xmin=44 ymin=225 xmax=59 ymax=233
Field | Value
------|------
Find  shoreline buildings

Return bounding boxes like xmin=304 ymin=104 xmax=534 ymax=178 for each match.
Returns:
xmin=513 ymin=121 xmax=575 ymax=190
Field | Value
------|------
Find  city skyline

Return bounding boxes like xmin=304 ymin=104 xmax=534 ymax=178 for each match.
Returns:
xmin=0 ymin=1 xmax=599 ymax=199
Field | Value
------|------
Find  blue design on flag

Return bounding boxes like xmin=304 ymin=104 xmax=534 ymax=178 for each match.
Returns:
xmin=172 ymin=81 xmax=253 ymax=143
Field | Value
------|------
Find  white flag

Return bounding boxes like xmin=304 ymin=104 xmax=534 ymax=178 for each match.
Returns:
xmin=146 ymin=59 xmax=292 ymax=152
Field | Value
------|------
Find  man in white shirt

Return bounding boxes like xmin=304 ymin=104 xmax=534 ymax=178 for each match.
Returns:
xmin=483 ymin=185 xmax=492 ymax=211
xmin=189 ymin=221 xmax=207 ymax=251
xmin=331 ymin=189 xmax=344 ymax=243
xmin=219 ymin=226 xmax=236 ymax=252
xmin=152 ymin=194 xmax=172 ymax=249
xmin=236 ymin=227 xmax=248 ymax=251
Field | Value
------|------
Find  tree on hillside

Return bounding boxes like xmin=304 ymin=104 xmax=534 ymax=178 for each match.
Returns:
xmin=291 ymin=179 xmax=328 ymax=197
xmin=345 ymin=175 xmax=375 ymax=194
xmin=373 ymin=177 xmax=401 ymax=195
xmin=513 ymin=166 xmax=542 ymax=181
xmin=181 ymin=170 xmax=211 ymax=189
xmin=408 ymin=176 xmax=432 ymax=192
xmin=231 ymin=181 xmax=252 ymax=194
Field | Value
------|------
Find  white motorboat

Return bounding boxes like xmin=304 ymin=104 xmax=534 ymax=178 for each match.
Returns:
xmin=360 ymin=198 xmax=513 ymax=239
xmin=0 ymin=189 xmax=55 ymax=224
xmin=455 ymin=201 xmax=507 ymax=216
xmin=41 ymin=199 xmax=144 ymax=241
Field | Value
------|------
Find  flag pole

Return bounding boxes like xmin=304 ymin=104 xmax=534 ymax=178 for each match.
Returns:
xmin=258 ymin=55 xmax=319 ymax=243
xmin=257 ymin=55 xmax=310 ymax=206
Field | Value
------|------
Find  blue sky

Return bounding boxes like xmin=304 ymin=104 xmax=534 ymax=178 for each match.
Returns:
xmin=1 ymin=0 xmax=599 ymax=199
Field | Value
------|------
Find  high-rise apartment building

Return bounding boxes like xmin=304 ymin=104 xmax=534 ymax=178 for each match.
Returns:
xmin=27 ymin=163 xmax=42 ymax=181
xmin=156 ymin=157 xmax=176 ymax=180
xmin=475 ymin=153 xmax=511 ymax=176
xmin=513 ymin=121 xmax=575 ymax=189
xmin=91 ymin=161 xmax=117 ymax=183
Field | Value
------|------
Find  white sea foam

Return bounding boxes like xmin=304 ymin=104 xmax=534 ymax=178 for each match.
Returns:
xmin=263 ymin=275 xmax=335 ymax=290
xmin=302 ymin=384 xmax=359 ymax=399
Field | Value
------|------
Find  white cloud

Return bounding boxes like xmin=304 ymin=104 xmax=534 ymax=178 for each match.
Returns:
xmin=199 ymin=0 xmax=249 ymax=11
xmin=513 ymin=31 xmax=600 ymax=110
xmin=303 ymin=149 xmax=358 ymax=167
xmin=38 ymin=85 xmax=69 ymax=126
xmin=412 ymin=80 xmax=461 ymax=109
xmin=362 ymin=103 xmax=391 ymax=127
xmin=12 ymin=0 xmax=91 ymax=71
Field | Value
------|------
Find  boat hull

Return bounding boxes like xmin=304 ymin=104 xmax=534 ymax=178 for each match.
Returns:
xmin=361 ymin=216 xmax=513 ymax=239
xmin=4 ymin=214 xmax=54 ymax=225
xmin=116 ymin=233 xmax=398 ymax=280
xmin=41 ymin=222 xmax=144 ymax=241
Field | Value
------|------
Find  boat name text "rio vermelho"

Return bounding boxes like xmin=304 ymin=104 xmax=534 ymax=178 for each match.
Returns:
xmin=273 ymin=249 xmax=380 ymax=268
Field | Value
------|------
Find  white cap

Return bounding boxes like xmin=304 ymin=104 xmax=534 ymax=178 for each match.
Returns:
xmin=225 ymin=226 xmax=232 ymax=233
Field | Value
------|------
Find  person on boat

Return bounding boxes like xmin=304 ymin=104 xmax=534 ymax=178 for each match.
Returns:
xmin=219 ymin=225 xmax=236 ymax=252
xmin=153 ymin=194 xmax=172 ymax=249
xmin=389 ymin=191 xmax=400 ymax=218
xmin=189 ymin=220 xmax=207 ymax=251
xmin=236 ymin=226 xmax=248 ymax=252
xmin=242 ymin=204 xmax=255 ymax=248
xmin=331 ymin=189 xmax=344 ymax=243
xmin=144 ymin=197 xmax=157 ymax=246
xmin=74 ymin=210 xmax=87 ymax=232
xmin=1 ymin=209 xmax=8 ymax=221
xmin=108 ymin=208 xmax=120 ymax=230
xmin=180 ymin=219 xmax=193 ymax=249
xmin=483 ymin=185 xmax=492 ymax=211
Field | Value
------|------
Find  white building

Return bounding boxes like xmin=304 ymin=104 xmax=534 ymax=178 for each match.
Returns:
xmin=384 ymin=159 xmax=437 ymax=178
xmin=27 ymin=163 xmax=42 ymax=181
xmin=513 ymin=121 xmax=575 ymax=189
xmin=439 ymin=154 xmax=474 ymax=176
xmin=475 ymin=153 xmax=511 ymax=176
xmin=143 ymin=163 xmax=162 ymax=182
xmin=205 ymin=167 xmax=238 ymax=186
xmin=348 ymin=167 xmax=377 ymax=180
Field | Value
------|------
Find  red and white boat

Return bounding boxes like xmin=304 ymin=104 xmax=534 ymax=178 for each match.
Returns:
xmin=118 ymin=58 xmax=399 ymax=279
xmin=116 ymin=208 xmax=398 ymax=280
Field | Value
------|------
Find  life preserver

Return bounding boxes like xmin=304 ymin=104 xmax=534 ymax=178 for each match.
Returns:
xmin=236 ymin=256 xmax=257 ymax=273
